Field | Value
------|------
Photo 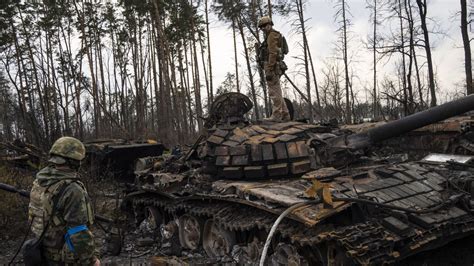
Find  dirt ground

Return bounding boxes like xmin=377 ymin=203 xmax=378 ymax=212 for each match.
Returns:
xmin=2 ymin=226 xmax=474 ymax=265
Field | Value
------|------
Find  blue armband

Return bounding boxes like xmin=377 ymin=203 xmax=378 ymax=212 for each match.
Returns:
xmin=64 ymin=224 xmax=88 ymax=253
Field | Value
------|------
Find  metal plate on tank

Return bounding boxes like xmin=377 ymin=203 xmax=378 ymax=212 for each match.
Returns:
xmin=211 ymin=179 xmax=350 ymax=226
xmin=422 ymin=153 xmax=473 ymax=163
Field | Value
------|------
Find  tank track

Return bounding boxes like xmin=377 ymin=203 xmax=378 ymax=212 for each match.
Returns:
xmin=130 ymin=194 xmax=319 ymax=242
xmin=319 ymin=215 xmax=474 ymax=264
xmin=129 ymin=193 xmax=339 ymax=264
xmin=129 ymin=189 xmax=474 ymax=265
xmin=130 ymin=194 xmax=395 ymax=264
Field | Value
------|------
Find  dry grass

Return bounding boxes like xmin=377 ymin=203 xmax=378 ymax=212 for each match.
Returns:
xmin=0 ymin=163 xmax=34 ymax=239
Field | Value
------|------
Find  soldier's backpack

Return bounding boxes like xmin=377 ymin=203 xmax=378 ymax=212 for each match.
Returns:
xmin=257 ymin=31 xmax=289 ymax=68
xmin=279 ymin=34 xmax=289 ymax=73
xmin=280 ymin=35 xmax=289 ymax=56
xmin=22 ymin=181 xmax=72 ymax=266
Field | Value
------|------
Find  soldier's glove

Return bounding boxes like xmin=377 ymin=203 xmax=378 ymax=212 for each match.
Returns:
xmin=266 ymin=74 xmax=274 ymax=81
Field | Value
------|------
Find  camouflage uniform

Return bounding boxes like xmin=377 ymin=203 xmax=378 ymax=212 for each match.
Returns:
xmin=263 ymin=29 xmax=290 ymax=121
xmin=28 ymin=137 xmax=97 ymax=265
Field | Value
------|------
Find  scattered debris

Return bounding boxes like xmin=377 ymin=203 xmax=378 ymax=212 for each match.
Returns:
xmin=84 ymin=139 xmax=166 ymax=180
xmin=0 ymin=140 xmax=46 ymax=169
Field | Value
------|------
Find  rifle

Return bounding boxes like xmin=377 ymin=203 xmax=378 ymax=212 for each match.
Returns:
xmin=0 ymin=182 xmax=114 ymax=224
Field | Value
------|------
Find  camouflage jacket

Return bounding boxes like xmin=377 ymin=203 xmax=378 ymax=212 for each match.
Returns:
xmin=29 ymin=165 xmax=97 ymax=265
xmin=263 ymin=29 xmax=283 ymax=75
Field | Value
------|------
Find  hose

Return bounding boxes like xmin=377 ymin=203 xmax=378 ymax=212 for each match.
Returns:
xmin=258 ymin=200 xmax=321 ymax=266
xmin=258 ymin=194 xmax=463 ymax=265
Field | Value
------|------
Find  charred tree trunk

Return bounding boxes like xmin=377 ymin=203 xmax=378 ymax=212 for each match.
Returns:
xmin=460 ymin=0 xmax=473 ymax=94
xmin=205 ymin=0 xmax=214 ymax=104
xmin=252 ymin=1 xmax=270 ymax=116
xmin=184 ymin=40 xmax=195 ymax=134
xmin=296 ymin=0 xmax=313 ymax=121
xmin=237 ymin=18 xmax=260 ymax=120
xmin=199 ymin=37 xmax=210 ymax=113
xmin=372 ymin=0 xmax=378 ymax=118
xmin=405 ymin=0 xmax=415 ymax=113
xmin=232 ymin=18 xmax=240 ymax=93
xmin=191 ymin=17 xmax=203 ymax=132
xmin=153 ymin=0 xmax=173 ymax=141
xmin=397 ymin=0 xmax=408 ymax=115
xmin=416 ymin=0 xmax=437 ymax=107
xmin=342 ymin=0 xmax=351 ymax=124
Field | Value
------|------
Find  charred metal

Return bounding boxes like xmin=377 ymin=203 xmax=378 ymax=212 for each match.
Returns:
xmin=120 ymin=93 xmax=474 ymax=265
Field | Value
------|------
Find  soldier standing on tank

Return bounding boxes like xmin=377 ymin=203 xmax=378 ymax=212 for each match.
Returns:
xmin=27 ymin=137 xmax=100 ymax=265
xmin=258 ymin=16 xmax=291 ymax=121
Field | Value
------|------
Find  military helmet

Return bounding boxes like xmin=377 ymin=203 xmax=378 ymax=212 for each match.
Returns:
xmin=49 ymin=137 xmax=86 ymax=162
xmin=258 ymin=16 xmax=273 ymax=28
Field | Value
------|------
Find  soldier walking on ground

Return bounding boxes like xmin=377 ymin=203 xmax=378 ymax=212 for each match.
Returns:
xmin=258 ymin=16 xmax=291 ymax=121
xmin=26 ymin=137 xmax=100 ymax=265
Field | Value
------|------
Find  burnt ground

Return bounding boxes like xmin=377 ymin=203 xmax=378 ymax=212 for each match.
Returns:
xmin=2 ymin=206 xmax=474 ymax=266
xmin=2 ymin=225 xmax=474 ymax=265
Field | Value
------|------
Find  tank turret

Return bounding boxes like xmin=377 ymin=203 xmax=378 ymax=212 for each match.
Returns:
xmin=196 ymin=93 xmax=474 ymax=178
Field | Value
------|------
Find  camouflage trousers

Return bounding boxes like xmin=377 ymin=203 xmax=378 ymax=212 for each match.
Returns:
xmin=43 ymin=246 xmax=81 ymax=266
xmin=267 ymin=75 xmax=290 ymax=121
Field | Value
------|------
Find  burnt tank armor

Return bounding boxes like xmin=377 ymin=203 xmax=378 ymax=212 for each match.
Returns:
xmin=125 ymin=93 xmax=474 ymax=265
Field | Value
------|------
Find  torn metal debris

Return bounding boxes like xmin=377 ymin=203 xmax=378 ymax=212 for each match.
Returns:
xmin=84 ymin=139 xmax=165 ymax=180
xmin=422 ymin=153 xmax=474 ymax=164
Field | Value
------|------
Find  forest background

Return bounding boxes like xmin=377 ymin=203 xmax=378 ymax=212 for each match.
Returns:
xmin=0 ymin=0 xmax=472 ymax=148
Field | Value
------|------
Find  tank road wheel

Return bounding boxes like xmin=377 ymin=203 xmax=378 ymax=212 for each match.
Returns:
xmin=269 ymin=243 xmax=307 ymax=266
xmin=178 ymin=214 xmax=204 ymax=250
xmin=141 ymin=206 xmax=163 ymax=236
xmin=202 ymin=219 xmax=236 ymax=257
xmin=327 ymin=244 xmax=354 ymax=266
xmin=241 ymin=238 xmax=263 ymax=264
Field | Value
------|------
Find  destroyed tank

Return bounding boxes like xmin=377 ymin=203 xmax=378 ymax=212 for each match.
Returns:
xmin=123 ymin=93 xmax=474 ymax=265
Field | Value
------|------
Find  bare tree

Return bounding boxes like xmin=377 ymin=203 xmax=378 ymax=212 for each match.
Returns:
xmin=237 ymin=17 xmax=260 ymax=119
xmin=205 ymin=0 xmax=214 ymax=103
xmin=405 ymin=0 xmax=425 ymax=109
xmin=460 ymin=0 xmax=473 ymax=94
xmin=397 ymin=0 xmax=409 ymax=115
xmin=334 ymin=0 xmax=352 ymax=123
xmin=415 ymin=0 xmax=437 ymax=106
xmin=367 ymin=0 xmax=380 ymax=118
xmin=320 ymin=59 xmax=345 ymax=120
xmin=232 ymin=18 xmax=240 ymax=93
xmin=294 ymin=0 xmax=313 ymax=121
xmin=251 ymin=0 xmax=270 ymax=116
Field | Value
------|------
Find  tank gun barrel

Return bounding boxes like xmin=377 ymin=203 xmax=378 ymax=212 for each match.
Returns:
xmin=0 ymin=182 xmax=114 ymax=224
xmin=0 ymin=182 xmax=30 ymax=197
xmin=333 ymin=94 xmax=474 ymax=149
